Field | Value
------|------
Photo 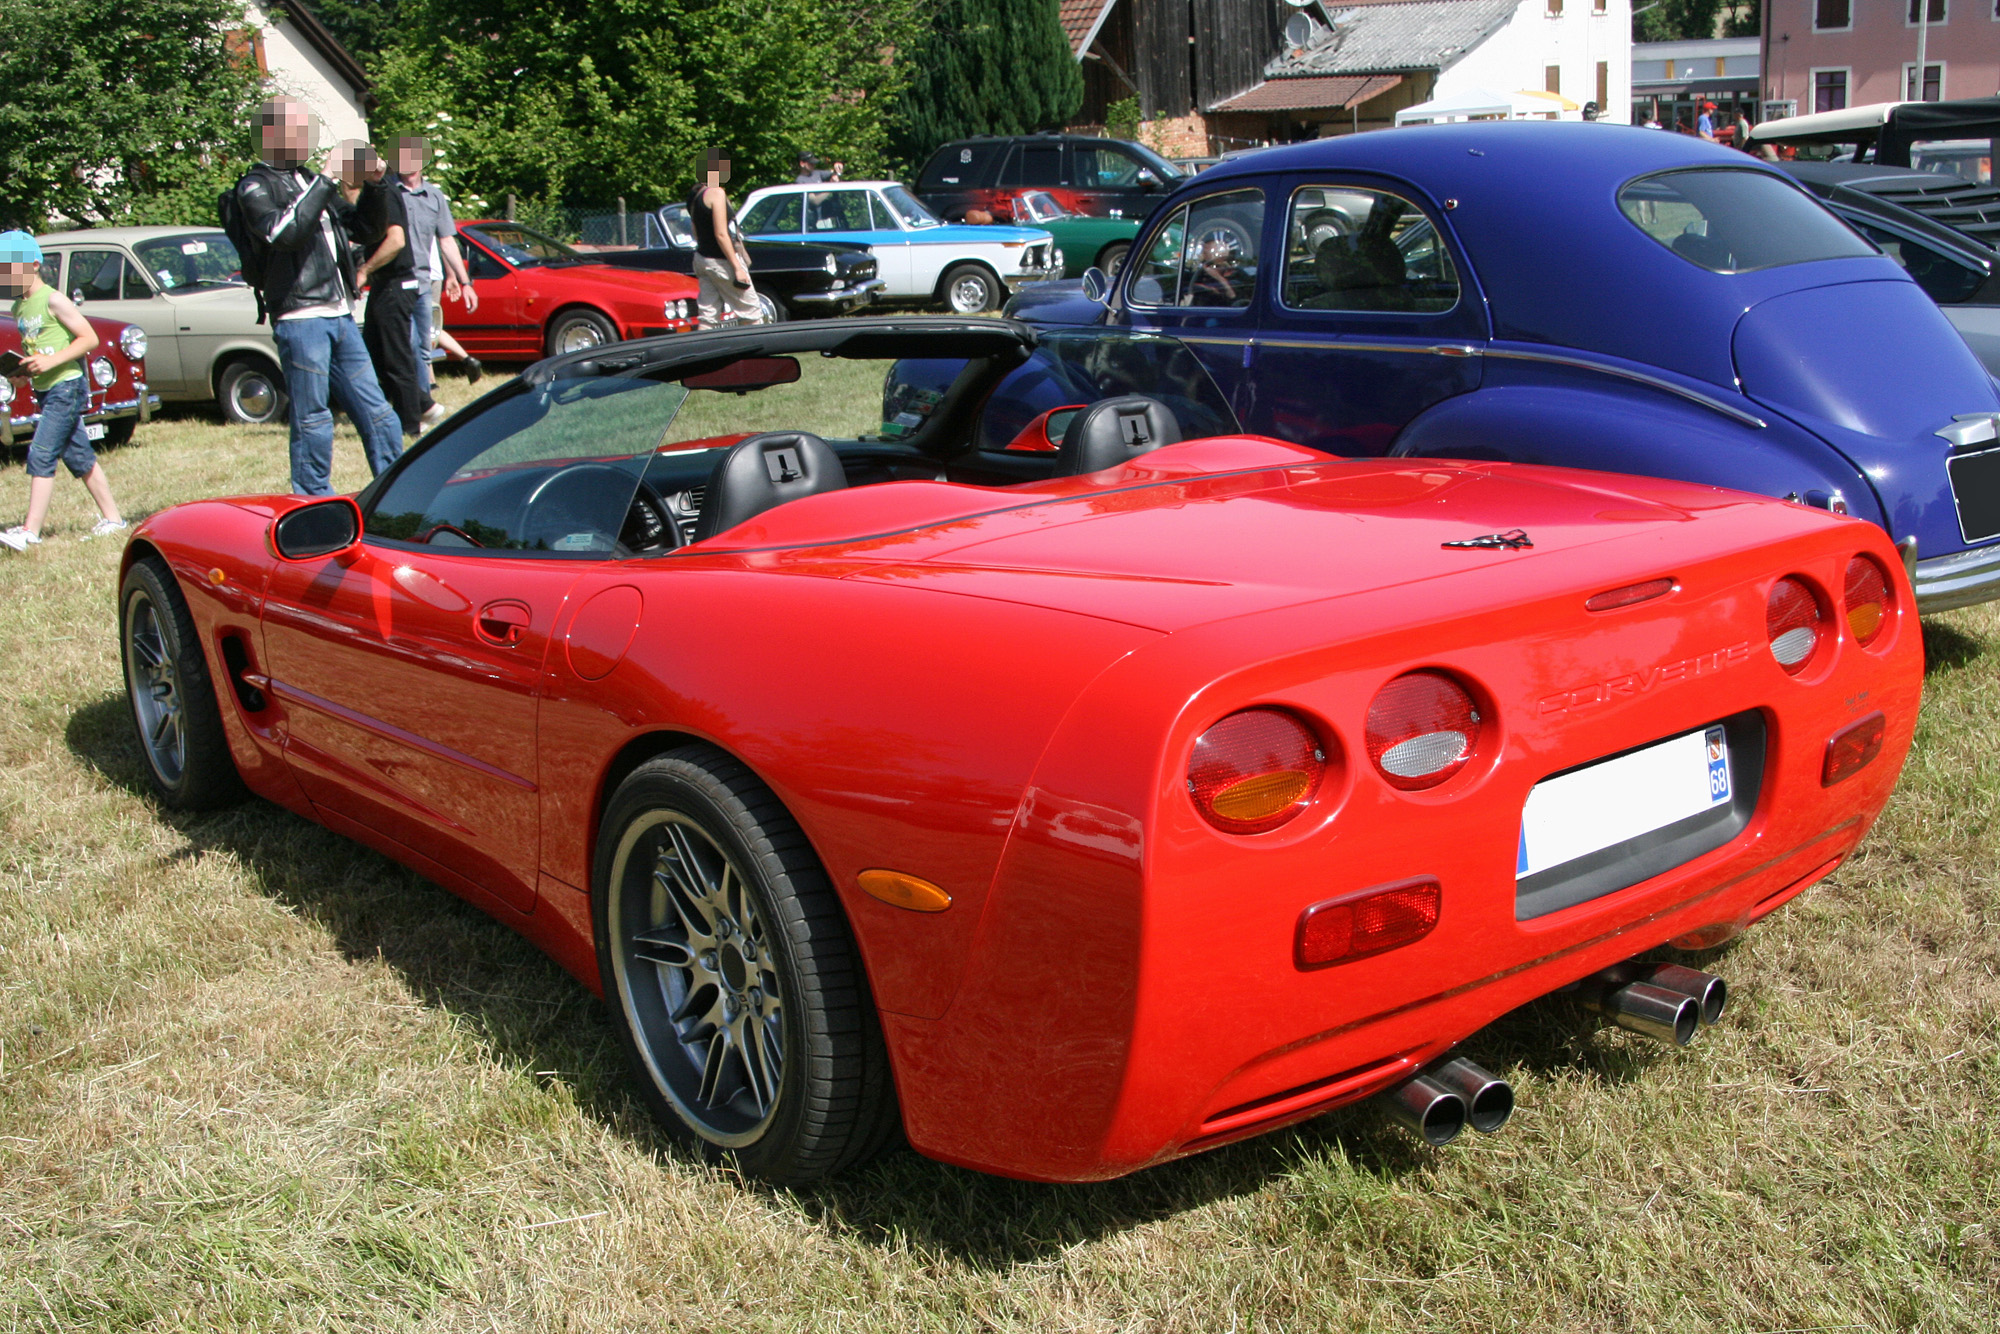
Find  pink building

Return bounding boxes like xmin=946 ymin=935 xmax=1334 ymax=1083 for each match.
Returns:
xmin=1763 ymin=0 xmax=2000 ymax=115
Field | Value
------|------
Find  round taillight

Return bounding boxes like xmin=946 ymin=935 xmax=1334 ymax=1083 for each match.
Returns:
xmin=1365 ymin=671 xmax=1482 ymax=791
xmin=1843 ymin=555 xmax=1891 ymax=646
xmin=1766 ymin=577 xmax=1827 ymax=675
xmin=1188 ymin=708 xmax=1325 ymax=834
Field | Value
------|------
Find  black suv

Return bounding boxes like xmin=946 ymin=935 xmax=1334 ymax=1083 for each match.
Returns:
xmin=915 ymin=134 xmax=1184 ymax=223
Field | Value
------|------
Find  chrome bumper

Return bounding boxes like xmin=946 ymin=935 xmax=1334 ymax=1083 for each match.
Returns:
xmin=1005 ymin=264 xmax=1063 ymax=289
xmin=0 ymin=389 xmax=157 ymax=447
xmin=1914 ymin=542 xmax=2000 ymax=613
xmin=791 ymin=277 xmax=885 ymax=306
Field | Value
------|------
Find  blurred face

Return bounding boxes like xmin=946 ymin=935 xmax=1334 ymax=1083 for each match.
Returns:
xmin=0 ymin=262 xmax=35 ymax=298
xmin=705 ymin=151 xmax=731 ymax=187
xmin=260 ymin=98 xmax=313 ymax=167
xmin=395 ymin=136 xmax=427 ymax=179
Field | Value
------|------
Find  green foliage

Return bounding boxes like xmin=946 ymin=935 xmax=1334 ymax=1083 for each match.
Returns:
xmin=370 ymin=0 xmax=925 ymax=213
xmin=1106 ymin=96 xmax=1140 ymax=142
xmin=302 ymin=0 xmax=406 ymax=62
xmin=886 ymin=0 xmax=1083 ymax=168
xmin=1635 ymin=0 xmax=1757 ymax=42
xmin=0 ymin=0 xmax=264 ymax=230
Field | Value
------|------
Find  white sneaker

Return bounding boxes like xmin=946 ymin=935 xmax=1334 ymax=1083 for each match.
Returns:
xmin=0 ymin=526 xmax=41 ymax=552
xmin=82 ymin=517 xmax=130 ymax=541
xmin=419 ymin=403 xmax=448 ymax=432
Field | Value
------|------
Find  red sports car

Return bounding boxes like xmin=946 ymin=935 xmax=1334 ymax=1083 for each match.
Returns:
xmin=4 ymin=312 xmax=156 ymax=449
xmin=116 ymin=319 xmax=1922 ymax=1183
xmin=448 ymin=221 xmax=699 ymax=360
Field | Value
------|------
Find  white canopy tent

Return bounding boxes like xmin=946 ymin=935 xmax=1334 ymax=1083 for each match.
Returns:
xmin=1395 ymin=87 xmax=1582 ymax=126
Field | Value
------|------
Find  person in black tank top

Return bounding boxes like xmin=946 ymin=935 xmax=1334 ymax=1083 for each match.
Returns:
xmin=689 ymin=148 xmax=765 ymax=328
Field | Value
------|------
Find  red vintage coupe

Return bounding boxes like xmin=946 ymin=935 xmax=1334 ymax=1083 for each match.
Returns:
xmin=4 ymin=311 xmax=156 ymax=449
xmin=448 ymin=221 xmax=700 ymax=359
xmin=116 ymin=319 xmax=1922 ymax=1183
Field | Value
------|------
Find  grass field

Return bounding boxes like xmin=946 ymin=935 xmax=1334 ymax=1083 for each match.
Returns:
xmin=2 ymin=375 xmax=1996 ymax=1331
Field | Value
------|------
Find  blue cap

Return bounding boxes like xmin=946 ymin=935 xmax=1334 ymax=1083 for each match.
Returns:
xmin=0 ymin=230 xmax=41 ymax=264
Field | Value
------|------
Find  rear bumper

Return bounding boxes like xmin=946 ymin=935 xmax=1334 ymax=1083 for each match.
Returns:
xmin=1913 ymin=542 xmax=2000 ymax=613
xmin=2 ymin=385 xmax=157 ymax=446
xmin=790 ymin=277 xmax=885 ymax=308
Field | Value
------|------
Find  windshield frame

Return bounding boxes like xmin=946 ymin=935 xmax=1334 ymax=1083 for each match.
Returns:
xmin=878 ymin=185 xmax=943 ymax=229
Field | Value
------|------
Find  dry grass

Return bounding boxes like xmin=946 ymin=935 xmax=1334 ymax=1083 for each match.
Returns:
xmin=1 ymin=373 xmax=1997 ymax=1331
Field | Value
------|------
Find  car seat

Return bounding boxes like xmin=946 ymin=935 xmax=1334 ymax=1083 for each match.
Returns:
xmin=1055 ymin=396 xmax=1183 ymax=476
xmin=691 ymin=431 xmax=848 ymax=541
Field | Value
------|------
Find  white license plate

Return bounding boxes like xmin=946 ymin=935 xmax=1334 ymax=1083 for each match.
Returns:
xmin=84 ymin=422 xmax=106 ymax=441
xmin=1517 ymin=726 xmax=1731 ymax=880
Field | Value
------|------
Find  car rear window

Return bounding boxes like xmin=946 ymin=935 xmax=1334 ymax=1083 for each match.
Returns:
xmin=1618 ymin=169 xmax=1877 ymax=274
xmin=921 ymin=142 xmax=1003 ymax=190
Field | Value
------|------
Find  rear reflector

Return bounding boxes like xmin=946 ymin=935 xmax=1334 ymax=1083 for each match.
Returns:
xmin=1188 ymin=708 xmax=1326 ymax=834
xmin=1822 ymin=712 xmax=1886 ymax=787
xmin=1366 ymin=671 xmax=1481 ymax=790
xmin=1766 ymin=577 xmax=1826 ymax=675
xmin=1843 ymin=555 xmax=1891 ymax=646
xmin=1585 ymin=577 xmax=1676 ymax=612
xmin=1297 ymin=878 xmax=1442 ymax=969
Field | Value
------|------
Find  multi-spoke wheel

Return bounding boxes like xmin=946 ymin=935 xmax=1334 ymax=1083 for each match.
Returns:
xmin=119 ymin=554 xmax=246 ymax=810
xmin=595 ymin=746 xmax=899 ymax=1181
xmin=938 ymin=263 xmax=1000 ymax=314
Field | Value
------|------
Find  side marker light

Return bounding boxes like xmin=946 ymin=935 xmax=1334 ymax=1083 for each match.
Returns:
xmin=1822 ymin=712 xmax=1886 ymax=787
xmin=1297 ymin=878 xmax=1441 ymax=970
xmin=857 ymin=870 xmax=952 ymax=913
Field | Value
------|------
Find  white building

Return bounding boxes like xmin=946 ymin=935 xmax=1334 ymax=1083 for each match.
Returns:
xmin=236 ymin=1 xmax=372 ymax=148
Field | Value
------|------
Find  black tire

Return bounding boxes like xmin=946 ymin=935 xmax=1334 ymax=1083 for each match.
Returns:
xmin=593 ymin=746 xmax=899 ymax=1182
xmin=938 ymin=263 xmax=1001 ymax=315
xmin=119 ymin=554 xmax=247 ymax=811
xmin=1095 ymin=241 xmax=1132 ymax=279
xmin=216 ymin=358 xmax=288 ymax=426
xmin=545 ymin=308 xmax=619 ymax=357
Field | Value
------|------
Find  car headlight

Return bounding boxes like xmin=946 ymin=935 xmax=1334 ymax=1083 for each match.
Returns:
xmin=90 ymin=357 xmax=116 ymax=389
xmin=824 ymin=254 xmax=838 ymax=274
xmin=118 ymin=325 xmax=147 ymax=362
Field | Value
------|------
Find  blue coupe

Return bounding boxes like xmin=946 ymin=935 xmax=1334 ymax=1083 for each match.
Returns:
xmin=997 ymin=123 xmax=2000 ymax=612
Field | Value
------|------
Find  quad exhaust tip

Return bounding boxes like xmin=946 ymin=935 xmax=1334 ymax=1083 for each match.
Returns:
xmin=1580 ymin=962 xmax=1728 ymax=1045
xmin=1382 ymin=1057 xmax=1512 ymax=1145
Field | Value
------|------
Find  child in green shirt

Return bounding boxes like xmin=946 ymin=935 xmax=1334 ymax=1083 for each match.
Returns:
xmin=1 ymin=230 xmax=125 ymax=551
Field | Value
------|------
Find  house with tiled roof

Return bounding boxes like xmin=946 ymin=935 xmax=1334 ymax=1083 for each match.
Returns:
xmin=1065 ymin=0 xmax=1631 ymax=154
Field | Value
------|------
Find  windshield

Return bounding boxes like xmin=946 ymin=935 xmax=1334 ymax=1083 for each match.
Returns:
xmin=132 ymin=232 xmax=245 ymax=291
xmin=1618 ymin=169 xmax=1877 ymax=274
xmin=461 ymin=223 xmax=582 ymax=268
xmin=657 ymin=206 xmax=697 ymax=249
xmin=879 ymin=186 xmax=941 ymax=229
xmin=1020 ymin=191 xmax=1068 ymax=223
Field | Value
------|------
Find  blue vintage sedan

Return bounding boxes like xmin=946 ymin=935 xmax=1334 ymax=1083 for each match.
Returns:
xmin=1000 ymin=123 xmax=2000 ymax=612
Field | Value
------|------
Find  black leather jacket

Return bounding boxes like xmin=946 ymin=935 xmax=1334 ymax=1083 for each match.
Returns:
xmin=233 ymin=162 xmax=360 ymax=319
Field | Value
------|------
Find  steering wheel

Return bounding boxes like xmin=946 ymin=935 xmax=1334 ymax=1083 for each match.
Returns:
xmin=516 ymin=463 xmax=675 ymax=555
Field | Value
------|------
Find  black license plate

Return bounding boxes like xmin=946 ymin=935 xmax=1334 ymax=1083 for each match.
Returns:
xmin=1948 ymin=445 xmax=2000 ymax=543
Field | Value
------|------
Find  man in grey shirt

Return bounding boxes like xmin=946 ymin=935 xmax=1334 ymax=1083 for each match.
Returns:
xmin=394 ymin=137 xmax=476 ymax=426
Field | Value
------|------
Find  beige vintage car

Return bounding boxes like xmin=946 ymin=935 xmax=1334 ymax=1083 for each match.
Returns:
xmin=37 ymin=225 xmax=287 ymax=425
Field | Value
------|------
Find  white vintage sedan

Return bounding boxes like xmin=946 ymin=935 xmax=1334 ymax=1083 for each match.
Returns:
xmin=738 ymin=181 xmax=1059 ymax=314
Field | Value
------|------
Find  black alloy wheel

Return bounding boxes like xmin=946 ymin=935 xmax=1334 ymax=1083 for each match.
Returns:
xmin=594 ymin=746 xmax=900 ymax=1182
xmin=120 ymin=554 xmax=247 ymax=811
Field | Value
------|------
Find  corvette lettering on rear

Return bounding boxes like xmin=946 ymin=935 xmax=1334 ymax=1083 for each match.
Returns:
xmin=1539 ymin=642 xmax=1753 ymax=716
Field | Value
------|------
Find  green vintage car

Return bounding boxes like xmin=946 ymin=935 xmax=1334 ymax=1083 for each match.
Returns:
xmin=1002 ymin=190 xmax=1142 ymax=279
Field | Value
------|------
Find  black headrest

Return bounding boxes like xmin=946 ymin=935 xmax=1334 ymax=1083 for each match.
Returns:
xmin=692 ymin=431 xmax=847 ymax=541
xmin=1055 ymin=395 xmax=1183 ymax=477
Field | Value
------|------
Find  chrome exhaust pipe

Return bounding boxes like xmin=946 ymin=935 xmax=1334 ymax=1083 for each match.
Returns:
xmin=1381 ymin=1073 xmax=1467 ymax=1146
xmin=1427 ymin=1056 xmax=1513 ymax=1134
xmin=1641 ymin=963 xmax=1727 ymax=1026
xmin=1582 ymin=980 xmax=1700 ymax=1047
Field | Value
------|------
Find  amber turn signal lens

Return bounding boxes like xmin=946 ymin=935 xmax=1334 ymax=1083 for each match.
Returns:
xmin=1822 ymin=712 xmax=1886 ymax=787
xmin=1843 ymin=555 xmax=1891 ymax=646
xmin=1584 ymin=577 xmax=1675 ymax=612
xmin=857 ymin=869 xmax=952 ymax=913
xmin=1187 ymin=708 xmax=1326 ymax=835
xmin=1296 ymin=877 xmax=1442 ymax=970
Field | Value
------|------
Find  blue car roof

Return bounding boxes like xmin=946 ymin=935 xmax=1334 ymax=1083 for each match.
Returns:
xmin=1175 ymin=122 xmax=1910 ymax=390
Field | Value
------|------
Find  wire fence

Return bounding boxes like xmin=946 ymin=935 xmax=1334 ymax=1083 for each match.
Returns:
xmin=489 ymin=196 xmax=655 ymax=246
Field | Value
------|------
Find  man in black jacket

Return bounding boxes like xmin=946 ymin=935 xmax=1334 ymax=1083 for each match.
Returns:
xmin=233 ymin=97 xmax=403 ymax=495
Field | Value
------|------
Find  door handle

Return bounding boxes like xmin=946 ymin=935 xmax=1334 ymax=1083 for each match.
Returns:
xmin=475 ymin=599 xmax=531 ymax=647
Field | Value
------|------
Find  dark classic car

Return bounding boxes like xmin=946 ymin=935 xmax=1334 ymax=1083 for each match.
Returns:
xmin=916 ymin=134 xmax=1184 ymax=222
xmin=3 ymin=307 xmax=156 ymax=451
xmin=586 ymin=204 xmax=883 ymax=321
xmin=996 ymin=122 xmax=2000 ymax=614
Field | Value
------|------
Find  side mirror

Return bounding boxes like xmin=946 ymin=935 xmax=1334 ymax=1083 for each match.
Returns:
xmin=1000 ymin=403 xmax=1089 ymax=452
xmin=271 ymin=495 xmax=363 ymax=561
xmin=70 ymin=288 xmax=85 ymax=303
xmin=1137 ymin=169 xmax=1160 ymax=189
xmin=1080 ymin=267 xmax=1111 ymax=304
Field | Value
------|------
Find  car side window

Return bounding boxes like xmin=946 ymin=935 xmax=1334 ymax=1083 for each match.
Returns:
xmin=1853 ymin=222 xmax=1988 ymax=305
xmin=1129 ymin=207 xmax=1186 ymax=306
xmin=70 ymin=250 xmax=125 ymax=303
xmin=38 ymin=255 xmax=59 ymax=288
xmin=741 ymin=194 xmax=802 ymax=235
xmin=1281 ymin=187 xmax=1460 ymax=314
xmin=121 ymin=258 xmax=153 ymax=300
xmin=1000 ymin=143 xmax=1063 ymax=188
xmin=1181 ymin=190 xmax=1262 ymax=310
xmin=1075 ymin=143 xmax=1146 ymax=188
xmin=366 ymin=377 xmax=690 ymax=556
xmin=921 ymin=141 xmax=1002 ymax=190
xmin=463 ymin=245 xmax=506 ymax=280
xmin=807 ymin=191 xmax=870 ymax=232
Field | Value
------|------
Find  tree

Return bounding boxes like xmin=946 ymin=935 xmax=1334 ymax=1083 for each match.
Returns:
xmin=300 ymin=0 xmax=405 ymax=64
xmin=1634 ymin=0 xmax=1758 ymax=42
xmin=370 ymin=0 xmax=925 ymax=214
xmin=887 ymin=0 xmax=1081 ymax=168
xmin=0 ymin=0 xmax=264 ymax=230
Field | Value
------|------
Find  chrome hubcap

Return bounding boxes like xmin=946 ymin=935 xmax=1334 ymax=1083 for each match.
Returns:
xmin=558 ymin=321 xmax=607 ymax=353
xmin=610 ymin=812 xmax=784 ymax=1144
xmin=950 ymin=276 xmax=990 ymax=312
xmin=234 ymin=374 xmax=276 ymax=420
xmin=125 ymin=593 xmax=185 ymax=784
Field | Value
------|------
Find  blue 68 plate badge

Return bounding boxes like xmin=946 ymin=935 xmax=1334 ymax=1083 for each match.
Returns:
xmin=1705 ymin=725 xmax=1731 ymax=802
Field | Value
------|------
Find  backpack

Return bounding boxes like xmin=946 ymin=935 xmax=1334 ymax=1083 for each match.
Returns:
xmin=217 ymin=176 xmax=271 ymax=324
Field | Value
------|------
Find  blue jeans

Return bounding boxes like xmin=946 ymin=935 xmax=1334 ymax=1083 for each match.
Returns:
xmin=410 ymin=282 xmax=435 ymax=395
xmin=25 ymin=376 xmax=97 ymax=480
xmin=272 ymin=315 xmax=404 ymax=496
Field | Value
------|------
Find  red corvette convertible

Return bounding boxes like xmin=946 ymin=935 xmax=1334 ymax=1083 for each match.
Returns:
xmin=117 ymin=319 xmax=1922 ymax=1183
xmin=449 ymin=221 xmax=699 ymax=359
